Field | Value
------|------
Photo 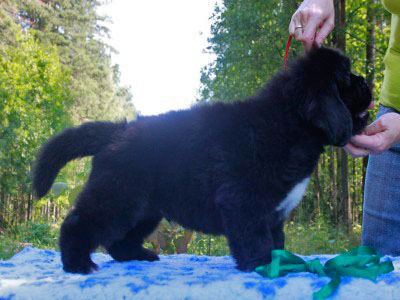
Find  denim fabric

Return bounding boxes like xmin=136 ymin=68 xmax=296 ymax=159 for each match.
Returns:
xmin=362 ymin=105 xmax=400 ymax=256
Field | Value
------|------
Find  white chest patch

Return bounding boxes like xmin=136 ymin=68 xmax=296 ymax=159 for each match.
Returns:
xmin=276 ymin=178 xmax=310 ymax=218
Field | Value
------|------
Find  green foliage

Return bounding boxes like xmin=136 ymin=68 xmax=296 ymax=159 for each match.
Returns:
xmin=199 ymin=0 xmax=302 ymax=102
xmin=0 ymin=2 xmax=21 ymax=46
xmin=145 ymin=219 xmax=194 ymax=255
xmin=146 ymin=218 xmax=362 ymax=257
xmin=7 ymin=222 xmax=59 ymax=248
xmin=0 ymin=220 xmax=362 ymax=260
xmin=14 ymin=0 xmax=135 ymax=122
xmin=344 ymin=0 xmax=389 ymax=94
xmin=187 ymin=233 xmax=230 ymax=256
xmin=1 ymin=0 xmax=136 ymax=123
xmin=0 ymin=0 xmax=137 ymax=226
xmin=0 ymin=31 xmax=72 ymax=140
xmin=0 ymin=233 xmax=21 ymax=260
xmin=285 ymin=220 xmax=361 ymax=255
xmin=0 ymin=30 xmax=72 ymax=225
xmin=0 ymin=222 xmax=59 ymax=259
xmin=184 ymin=219 xmax=360 ymax=257
xmin=32 ymin=158 xmax=92 ymax=222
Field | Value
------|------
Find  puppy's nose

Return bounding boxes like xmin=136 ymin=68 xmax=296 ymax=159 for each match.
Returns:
xmin=368 ymin=101 xmax=375 ymax=109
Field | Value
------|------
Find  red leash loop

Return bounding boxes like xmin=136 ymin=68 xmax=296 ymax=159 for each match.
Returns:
xmin=284 ymin=35 xmax=293 ymax=70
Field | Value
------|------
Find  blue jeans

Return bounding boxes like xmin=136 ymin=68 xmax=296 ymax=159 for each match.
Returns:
xmin=362 ymin=105 xmax=400 ymax=256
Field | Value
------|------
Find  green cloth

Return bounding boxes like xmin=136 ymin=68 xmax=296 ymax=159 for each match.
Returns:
xmin=380 ymin=0 xmax=400 ymax=111
xmin=255 ymin=246 xmax=394 ymax=300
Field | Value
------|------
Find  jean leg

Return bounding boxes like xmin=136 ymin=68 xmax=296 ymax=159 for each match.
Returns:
xmin=362 ymin=105 xmax=400 ymax=256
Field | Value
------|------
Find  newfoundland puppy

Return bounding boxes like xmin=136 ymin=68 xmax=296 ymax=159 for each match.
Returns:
xmin=33 ymin=47 xmax=372 ymax=274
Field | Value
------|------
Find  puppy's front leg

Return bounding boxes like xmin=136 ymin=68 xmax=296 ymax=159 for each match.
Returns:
xmin=222 ymin=211 xmax=274 ymax=271
xmin=216 ymin=187 xmax=274 ymax=272
xmin=271 ymin=221 xmax=285 ymax=250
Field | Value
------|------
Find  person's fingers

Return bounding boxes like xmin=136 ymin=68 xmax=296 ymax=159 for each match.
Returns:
xmin=294 ymin=26 xmax=304 ymax=42
xmin=289 ymin=14 xmax=304 ymax=41
xmin=363 ymin=118 xmax=385 ymax=136
xmin=315 ymin=15 xmax=334 ymax=47
xmin=289 ymin=15 xmax=299 ymax=36
xmin=289 ymin=1 xmax=307 ymax=36
xmin=343 ymin=143 xmax=370 ymax=158
xmin=349 ymin=133 xmax=386 ymax=154
xmin=290 ymin=22 xmax=304 ymax=41
xmin=289 ymin=0 xmax=335 ymax=50
xmin=352 ymin=114 xmax=400 ymax=154
xmin=289 ymin=19 xmax=295 ymax=36
xmin=301 ymin=15 xmax=321 ymax=52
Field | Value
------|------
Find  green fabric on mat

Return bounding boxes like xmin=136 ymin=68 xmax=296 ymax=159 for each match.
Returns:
xmin=255 ymin=246 xmax=394 ymax=300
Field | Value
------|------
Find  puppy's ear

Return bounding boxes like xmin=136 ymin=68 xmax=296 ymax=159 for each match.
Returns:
xmin=302 ymin=84 xmax=353 ymax=147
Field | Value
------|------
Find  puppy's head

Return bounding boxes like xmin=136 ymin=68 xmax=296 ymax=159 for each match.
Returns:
xmin=292 ymin=47 xmax=372 ymax=146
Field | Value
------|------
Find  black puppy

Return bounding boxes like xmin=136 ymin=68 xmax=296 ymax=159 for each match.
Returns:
xmin=33 ymin=47 xmax=372 ymax=274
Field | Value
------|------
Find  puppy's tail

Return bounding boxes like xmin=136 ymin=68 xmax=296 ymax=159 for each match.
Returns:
xmin=33 ymin=121 xmax=127 ymax=198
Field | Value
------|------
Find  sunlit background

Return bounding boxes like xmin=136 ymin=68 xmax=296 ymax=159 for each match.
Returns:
xmin=99 ymin=1 xmax=220 ymax=116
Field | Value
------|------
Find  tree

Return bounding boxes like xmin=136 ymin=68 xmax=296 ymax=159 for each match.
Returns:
xmin=199 ymin=0 xmax=302 ymax=102
xmin=2 ymin=0 xmax=135 ymax=122
xmin=0 ymin=0 xmax=137 ymax=225
xmin=0 ymin=31 xmax=72 ymax=225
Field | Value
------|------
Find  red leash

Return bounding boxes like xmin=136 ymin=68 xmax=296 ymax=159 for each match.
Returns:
xmin=284 ymin=35 xmax=293 ymax=70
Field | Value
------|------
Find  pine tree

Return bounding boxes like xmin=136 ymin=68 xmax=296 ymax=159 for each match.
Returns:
xmin=1 ymin=0 xmax=135 ymax=122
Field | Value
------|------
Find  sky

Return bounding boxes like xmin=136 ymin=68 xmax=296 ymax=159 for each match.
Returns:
xmin=99 ymin=1 xmax=220 ymax=116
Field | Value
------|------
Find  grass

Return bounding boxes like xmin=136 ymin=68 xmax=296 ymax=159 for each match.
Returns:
xmin=0 ymin=222 xmax=59 ymax=260
xmin=284 ymin=220 xmax=362 ymax=255
xmin=0 ymin=220 xmax=362 ymax=260
xmin=185 ymin=220 xmax=362 ymax=257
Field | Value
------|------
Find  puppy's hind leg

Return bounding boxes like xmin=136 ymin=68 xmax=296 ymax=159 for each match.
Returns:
xmin=59 ymin=209 xmax=99 ymax=274
xmin=106 ymin=216 xmax=162 ymax=262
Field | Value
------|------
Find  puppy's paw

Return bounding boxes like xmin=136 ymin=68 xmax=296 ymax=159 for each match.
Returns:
xmin=63 ymin=260 xmax=98 ymax=274
xmin=129 ymin=247 xmax=159 ymax=262
xmin=137 ymin=248 xmax=159 ymax=262
xmin=236 ymin=256 xmax=272 ymax=272
xmin=109 ymin=246 xmax=159 ymax=262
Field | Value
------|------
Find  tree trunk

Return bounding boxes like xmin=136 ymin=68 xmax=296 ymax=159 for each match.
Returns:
xmin=329 ymin=146 xmax=338 ymax=225
xmin=362 ymin=0 xmax=377 ymax=209
xmin=27 ymin=192 xmax=32 ymax=221
xmin=366 ymin=1 xmax=377 ymax=92
xmin=333 ymin=0 xmax=352 ymax=232
xmin=0 ymin=188 xmax=5 ymax=228
xmin=337 ymin=149 xmax=352 ymax=232
xmin=313 ymin=164 xmax=322 ymax=217
xmin=334 ymin=0 xmax=346 ymax=52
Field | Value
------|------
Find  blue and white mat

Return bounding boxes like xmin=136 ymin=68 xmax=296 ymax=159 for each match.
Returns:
xmin=0 ymin=247 xmax=399 ymax=299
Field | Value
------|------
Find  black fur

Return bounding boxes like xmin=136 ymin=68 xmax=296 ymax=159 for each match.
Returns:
xmin=32 ymin=47 xmax=372 ymax=274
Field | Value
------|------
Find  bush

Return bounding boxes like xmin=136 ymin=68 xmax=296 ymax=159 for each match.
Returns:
xmin=0 ymin=220 xmax=362 ymax=260
xmin=284 ymin=219 xmax=361 ymax=255
xmin=0 ymin=233 xmax=21 ymax=260
xmin=187 ymin=233 xmax=230 ymax=256
xmin=0 ymin=222 xmax=59 ymax=259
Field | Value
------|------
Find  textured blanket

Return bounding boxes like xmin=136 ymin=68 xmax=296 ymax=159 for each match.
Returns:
xmin=0 ymin=247 xmax=399 ymax=299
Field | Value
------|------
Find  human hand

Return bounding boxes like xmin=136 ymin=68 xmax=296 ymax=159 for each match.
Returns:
xmin=289 ymin=0 xmax=335 ymax=52
xmin=344 ymin=113 xmax=400 ymax=157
